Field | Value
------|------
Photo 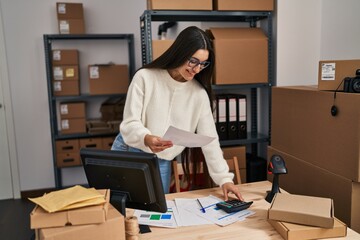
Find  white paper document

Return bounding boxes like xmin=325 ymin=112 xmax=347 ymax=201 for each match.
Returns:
xmin=162 ymin=126 xmax=215 ymax=148
xmin=181 ymin=195 xmax=255 ymax=227
xmin=133 ymin=200 xmax=180 ymax=228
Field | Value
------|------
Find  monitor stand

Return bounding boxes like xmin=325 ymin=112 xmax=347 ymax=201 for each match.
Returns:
xmin=110 ymin=190 xmax=151 ymax=234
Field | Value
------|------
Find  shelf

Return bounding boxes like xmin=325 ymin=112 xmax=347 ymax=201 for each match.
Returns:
xmin=220 ymin=132 xmax=268 ymax=147
xmin=52 ymin=93 xmax=126 ymax=102
xmin=55 ymin=132 xmax=118 ymax=140
xmin=44 ymin=33 xmax=135 ymax=189
xmin=140 ymin=10 xmax=271 ymax=22
xmin=212 ymin=83 xmax=270 ymax=92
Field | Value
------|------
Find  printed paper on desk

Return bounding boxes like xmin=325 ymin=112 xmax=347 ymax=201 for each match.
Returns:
xmin=182 ymin=195 xmax=255 ymax=227
xmin=162 ymin=126 xmax=216 ymax=148
xmin=133 ymin=200 xmax=180 ymax=228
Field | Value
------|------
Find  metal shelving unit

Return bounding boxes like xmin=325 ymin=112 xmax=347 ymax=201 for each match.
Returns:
xmin=140 ymin=10 xmax=274 ymax=155
xmin=43 ymin=34 xmax=135 ymax=188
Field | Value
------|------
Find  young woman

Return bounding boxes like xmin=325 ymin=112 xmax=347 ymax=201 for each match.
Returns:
xmin=112 ymin=26 xmax=243 ymax=201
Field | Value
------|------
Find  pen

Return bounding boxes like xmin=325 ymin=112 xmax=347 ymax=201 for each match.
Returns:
xmin=197 ymin=198 xmax=206 ymax=213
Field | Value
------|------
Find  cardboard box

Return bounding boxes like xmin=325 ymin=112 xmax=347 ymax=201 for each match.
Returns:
xmin=271 ymin=86 xmax=360 ymax=182
xmin=318 ymin=59 xmax=360 ymax=90
xmin=209 ymin=28 xmax=268 ymax=85
xmin=268 ymin=146 xmax=360 ymax=233
xmin=59 ymin=102 xmax=85 ymax=119
xmin=214 ymin=0 xmax=274 ymax=11
xmin=30 ymin=189 xmax=110 ymax=229
xmin=52 ymin=49 xmax=79 ymax=65
xmin=53 ymin=80 xmax=80 ymax=96
xmin=58 ymin=19 xmax=85 ymax=34
xmin=268 ymin=218 xmax=347 ymax=240
xmin=152 ymin=40 xmax=174 ymax=60
xmin=37 ymin=205 xmax=125 ymax=240
xmin=147 ymin=0 xmax=212 ymax=10
xmin=79 ymin=138 xmax=103 ymax=149
xmin=55 ymin=139 xmax=80 ymax=153
xmin=53 ymin=65 xmax=79 ymax=81
xmin=60 ymin=118 xmax=86 ymax=135
xmin=268 ymin=193 xmax=334 ymax=228
xmin=56 ymin=152 xmax=81 ymax=167
xmin=88 ymin=64 xmax=129 ymax=95
xmin=100 ymin=97 xmax=125 ymax=121
xmin=86 ymin=120 xmax=113 ymax=134
xmin=102 ymin=137 xmax=115 ymax=150
xmin=222 ymin=146 xmax=246 ymax=169
xmin=56 ymin=3 xmax=84 ymax=20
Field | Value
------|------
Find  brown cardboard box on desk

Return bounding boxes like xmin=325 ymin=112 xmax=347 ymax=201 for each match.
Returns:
xmin=30 ymin=189 xmax=110 ymax=229
xmin=36 ymin=204 xmax=125 ymax=240
xmin=268 ymin=218 xmax=347 ymax=240
xmin=268 ymin=193 xmax=334 ymax=228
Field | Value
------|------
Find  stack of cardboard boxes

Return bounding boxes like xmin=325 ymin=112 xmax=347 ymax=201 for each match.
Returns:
xmin=269 ymin=79 xmax=360 ymax=232
xmin=56 ymin=2 xmax=85 ymax=34
xmin=30 ymin=189 xmax=126 ymax=240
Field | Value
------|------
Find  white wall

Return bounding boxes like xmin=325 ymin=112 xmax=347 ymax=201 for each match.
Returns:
xmin=1 ymin=0 xmax=359 ymax=192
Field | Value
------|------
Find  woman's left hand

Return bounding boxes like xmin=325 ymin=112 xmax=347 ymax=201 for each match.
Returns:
xmin=221 ymin=182 xmax=244 ymax=201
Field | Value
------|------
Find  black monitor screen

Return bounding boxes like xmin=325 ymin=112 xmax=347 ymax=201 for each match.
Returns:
xmin=80 ymin=148 xmax=167 ymax=215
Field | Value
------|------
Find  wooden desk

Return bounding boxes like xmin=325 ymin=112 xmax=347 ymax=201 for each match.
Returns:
xmin=129 ymin=181 xmax=360 ymax=240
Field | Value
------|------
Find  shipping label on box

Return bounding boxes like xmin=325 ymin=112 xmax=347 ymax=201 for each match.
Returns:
xmin=57 ymin=2 xmax=84 ymax=19
xmin=318 ymin=59 xmax=360 ymax=90
xmin=88 ymin=64 xmax=129 ymax=95
xmin=53 ymin=80 xmax=80 ymax=96
xmin=60 ymin=102 xmax=85 ymax=119
xmin=52 ymin=49 xmax=79 ymax=65
xmin=30 ymin=189 xmax=110 ymax=229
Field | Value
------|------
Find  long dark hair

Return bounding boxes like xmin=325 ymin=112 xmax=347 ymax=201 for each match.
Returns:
xmin=143 ymin=26 xmax=216 ymax=189
xmin=143 ymin=26 xmax=215 ymax=103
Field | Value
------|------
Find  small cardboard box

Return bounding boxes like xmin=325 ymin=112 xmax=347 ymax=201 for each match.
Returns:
xmin=37 ymin=205 xmax=125 ymax=240
xmin=209 ymin=28 xmax=268 ymax=85
xmin=56 ymin=152 xmax=81 ymax=167
xmin=222 ymin=146 xmax=246 ymax=169
xmin=214 ymin=0 xmax=274 ymax=11
xmin=53 ymin=65 xmax=79 ymax=81
xmin=268 ymin=193 xmax=334 ymax=229
xmin=55 ymin=139 xmax=80 ymax=153
xmin=56 ymin=2 xmax=84 ymax=20
xmin=60 ymin=118 xmax=86 ymax=135
xmin=88 ymin=64 xmax=129 ymax=95
xmin=58 ymin=19 xmax=85 ymax=34
xmin=30 ymin=189 xmax=110 ymax=229
xmin=152 ymin=40 xmax=174 ymax=60
xmin=59 ymin=102 xmax=85 ymax=119
xmin=52 ymin=49 xmax=79 ymax=65
xmin=268 ymin=218 xmax=347 ymax=240
xmin=147 ymin=0 xmax=212 ymax=10
xmin=53 ymin=80 xmax=80 ymax=96
xmin=102 ymin=137 xmax=115 ymax=150
xmin=79 ymin=138 xmax=103 ymax=149
xmin=318 ymin=59 xmax=360 ymax=90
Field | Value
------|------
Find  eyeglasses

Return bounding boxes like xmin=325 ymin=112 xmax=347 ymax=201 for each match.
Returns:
xmin=187 ymin=57 xmax=210 ymax=70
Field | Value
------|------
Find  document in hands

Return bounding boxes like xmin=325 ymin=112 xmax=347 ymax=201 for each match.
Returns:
xmin=162 ymin=126 xmax=216 ymax=148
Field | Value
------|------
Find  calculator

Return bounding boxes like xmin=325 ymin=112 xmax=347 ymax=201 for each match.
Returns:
xmin=216 ymin=199 xmax=253 ymax=213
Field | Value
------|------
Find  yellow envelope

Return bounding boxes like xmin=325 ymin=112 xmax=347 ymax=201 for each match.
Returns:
xmin=29 ymin=185 xmax=105 ymax=213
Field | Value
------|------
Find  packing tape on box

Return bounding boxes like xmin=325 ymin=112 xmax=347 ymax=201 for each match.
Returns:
xmin=125 ymin=216 xmax=140 ymax=240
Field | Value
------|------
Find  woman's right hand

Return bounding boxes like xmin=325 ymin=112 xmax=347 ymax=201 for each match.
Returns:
xmin=144 ymin=134 xmax=173 ymax=153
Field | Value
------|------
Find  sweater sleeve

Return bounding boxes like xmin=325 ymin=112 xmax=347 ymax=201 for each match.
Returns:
xmin=119 ymin=71 xmax=152 ymax=152
xmin=196 ymin=93 xmax=234 ymax=187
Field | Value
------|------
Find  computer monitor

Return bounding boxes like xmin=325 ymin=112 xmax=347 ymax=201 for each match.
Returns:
xmin=80 ymin=148 xmax=167 ymax=216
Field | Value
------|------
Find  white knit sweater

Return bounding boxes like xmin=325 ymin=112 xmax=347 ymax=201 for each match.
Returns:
xmin=120 ymin=68 xmax=233 ymax=186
